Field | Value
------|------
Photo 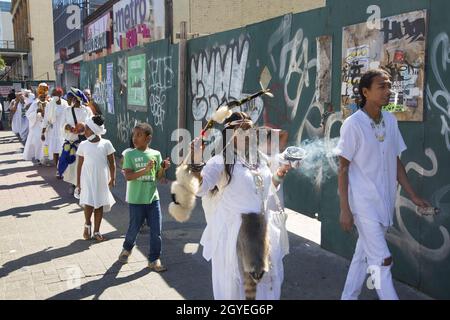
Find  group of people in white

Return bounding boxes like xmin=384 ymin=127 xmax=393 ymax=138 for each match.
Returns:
xmin=8 ymin=85 xmax=93 ymax=180
xmin=3 ymin=68 xmax=432 ymax=300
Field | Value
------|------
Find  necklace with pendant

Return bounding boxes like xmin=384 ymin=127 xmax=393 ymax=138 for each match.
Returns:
xmin=237 ymin=154 xmax=264 ymax=196
xmin=363 ymin=109 xmax=386 ymax=142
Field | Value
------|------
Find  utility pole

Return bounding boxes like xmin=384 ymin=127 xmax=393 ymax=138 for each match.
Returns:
xmin=177 ymin=21 xmax=187 ymax=130
xmin=20 ymin=53 xmax=24 ymax=81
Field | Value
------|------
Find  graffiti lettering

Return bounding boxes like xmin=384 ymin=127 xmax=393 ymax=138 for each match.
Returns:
xmin=387 ymin=149 xmax=450 ymax=262
xmin=116 ymin=113 xmax=138 ymax=144
xmin=190 ymin=36 xmax=263 ymax=123
xmin=427 ymin=32 xmax=450 ymax=151
xmin=279 ymin=28 xmax=317 ymax=120
xmin=381 ymin=17 xmax=425 ymax=44
xmin=148 ymin=56 xmax=174 ymax=131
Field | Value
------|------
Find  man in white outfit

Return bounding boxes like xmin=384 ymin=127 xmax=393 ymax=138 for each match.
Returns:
xmin=336 ymin=69 xmax=429 ymax=300
xmin=41 ymin=87 xmax=69 ymax=175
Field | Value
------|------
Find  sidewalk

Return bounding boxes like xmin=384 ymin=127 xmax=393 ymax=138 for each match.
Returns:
xmin=0 ymin=130 xmax=431 ymax=300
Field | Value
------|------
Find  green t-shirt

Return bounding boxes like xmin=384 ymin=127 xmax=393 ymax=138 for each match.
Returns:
xmin=123 ymin=148 xmax=162 ymax=204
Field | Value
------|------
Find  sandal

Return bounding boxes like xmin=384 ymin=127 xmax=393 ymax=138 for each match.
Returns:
xmin=83 ymin=224 xmax=92 ymax=240
xmin=92 ymin=232 xmax=106 ymax=242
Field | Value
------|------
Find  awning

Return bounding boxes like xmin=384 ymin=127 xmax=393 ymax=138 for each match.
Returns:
xmin=65 ymin=55 xmax=83 ymax=65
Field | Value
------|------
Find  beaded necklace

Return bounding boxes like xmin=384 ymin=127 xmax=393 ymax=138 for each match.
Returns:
xmin=362 ymin=109 xmax=386 ymax=142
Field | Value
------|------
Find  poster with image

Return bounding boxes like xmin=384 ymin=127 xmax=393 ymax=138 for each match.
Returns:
xmin=341 ymin=9 xmax=427 ymax=121
xmin=127 ymin=54 xmax=147 ymax=112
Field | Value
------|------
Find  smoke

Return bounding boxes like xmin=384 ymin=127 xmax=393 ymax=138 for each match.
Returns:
xmin=294 ymin=137 xmax=340 ymax=188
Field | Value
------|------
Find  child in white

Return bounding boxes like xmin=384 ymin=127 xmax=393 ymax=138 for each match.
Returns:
xmin=76 ymin=115 xmax=116 ymax=242
xmin=62 ymin=90 xmax=93 ymax=188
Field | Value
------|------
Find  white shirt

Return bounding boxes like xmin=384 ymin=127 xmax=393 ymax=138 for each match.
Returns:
xmin=335 ymin=110 xmax=407 ymax=226
xmin=63 ymin=106 xmax=93 ymax=141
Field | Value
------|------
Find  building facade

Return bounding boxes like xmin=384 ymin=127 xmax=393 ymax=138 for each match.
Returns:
xmin=0 ymin=1 xmax=14 ymax=47
xmin=172 ymin=0 xmax=326 ymax=41
xmin=53 ymin=0 xmax=108 ymax=90
xmin=11 ymin=0 xmax=56 ymax=81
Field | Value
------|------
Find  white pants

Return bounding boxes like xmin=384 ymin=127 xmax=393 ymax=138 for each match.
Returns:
xmin=341 ymin=215 xmax=399 ymax=300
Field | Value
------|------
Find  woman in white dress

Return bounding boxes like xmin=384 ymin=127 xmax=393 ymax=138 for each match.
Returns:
xmin=10 ymin=93 xmax=30 ymax=142
xmin=59 ymin=88 xmax=93 ymax=192
xmin=23 ymin=90 xmax=47 ymax=163
xmin=10 ymin=98 xmax=20 ymax=135
xmin=190 ymin=112 xmax=291 ymax=300
xmin=76 ymin=115 xmax=116 ymax=242
xmin=41 ymin=88 xmax=69 ymax=175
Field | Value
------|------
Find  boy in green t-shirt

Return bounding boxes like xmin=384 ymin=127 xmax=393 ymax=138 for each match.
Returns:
xmin=118 ymin=123 xmax=170 ymax=272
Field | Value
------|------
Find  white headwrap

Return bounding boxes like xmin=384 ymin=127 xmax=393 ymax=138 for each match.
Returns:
xmin=85 ymin=117 xmax=107 ymax=136
xmin=26 ymin=93 xmax=35 ymax=105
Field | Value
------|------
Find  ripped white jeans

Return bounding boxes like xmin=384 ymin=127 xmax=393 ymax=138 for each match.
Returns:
xmin=341 ymin=215 xmax=399 ymax=300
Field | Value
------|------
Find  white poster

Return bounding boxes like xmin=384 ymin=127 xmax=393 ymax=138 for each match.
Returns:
xmin=106 ymin=63 xmax=114 ymax=114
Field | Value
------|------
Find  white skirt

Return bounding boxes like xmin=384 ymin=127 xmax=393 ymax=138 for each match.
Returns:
xmin=79 ymin=164 xmax=116 ymax=212
xmin=23 ymin=125 xmax=43 ymax=161
xmin=46 ymin=126 xmax=64 ymax=156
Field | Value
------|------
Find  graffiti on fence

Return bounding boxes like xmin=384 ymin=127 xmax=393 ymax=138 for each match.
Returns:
xmin=148 ymin=56 xmax=175 ymax=132
xmin=117 ymin=112 xmax=139 ymax=144
xmin=387 ymin=149 xmax=450 ymax=264
xmin=190 ymin=35 xmax=264 ymax=123
xmin=427 ymin=32 xmax=450 ymax=151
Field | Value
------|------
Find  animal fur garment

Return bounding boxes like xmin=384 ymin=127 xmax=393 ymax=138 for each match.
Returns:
xmin=237 ymin=213 xmax=270 ymax=300
xmin=168 ymin=164 xmax=200 ymax=223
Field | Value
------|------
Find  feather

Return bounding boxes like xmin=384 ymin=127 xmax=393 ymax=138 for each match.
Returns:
xmin=212 ymin=106 xmax=232 ymax=124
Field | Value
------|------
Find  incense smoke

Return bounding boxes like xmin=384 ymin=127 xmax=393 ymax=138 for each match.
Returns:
xmin=294 ymin=137 xmax=340 ymax=189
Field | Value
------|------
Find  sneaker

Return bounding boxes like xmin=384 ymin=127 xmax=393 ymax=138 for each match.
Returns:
xmin=148 ymin=259 xmax=167 ymax=273
xmin=118 ymin=249 xmax=131 ymax=264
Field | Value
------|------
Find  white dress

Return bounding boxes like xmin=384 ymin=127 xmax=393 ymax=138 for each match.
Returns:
xmin=23 ymin=101 xmax=44 ymax=161
xmin=77 ymin=138 xmax=116 ymax=212
xmin=11 ymin=101 xmax=29 ymax=141
xmin=62 ymin=106 xmax=93 ymax=185
xmin=11 ymin=100 xmax=20 ymax=134
xmin=42 ymin=98 xmax=68 ymax=155
xmin=197 ymin=155 xmax=287 ymax=300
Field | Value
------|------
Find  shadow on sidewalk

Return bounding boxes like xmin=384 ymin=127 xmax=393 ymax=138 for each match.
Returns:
xmin=0 ymin=197 xmax=72 ymax=218
xmin=47 ymin=261 xmax=151 ymax=300
xmin=0 ymin=234 xmax=119 ymax=278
